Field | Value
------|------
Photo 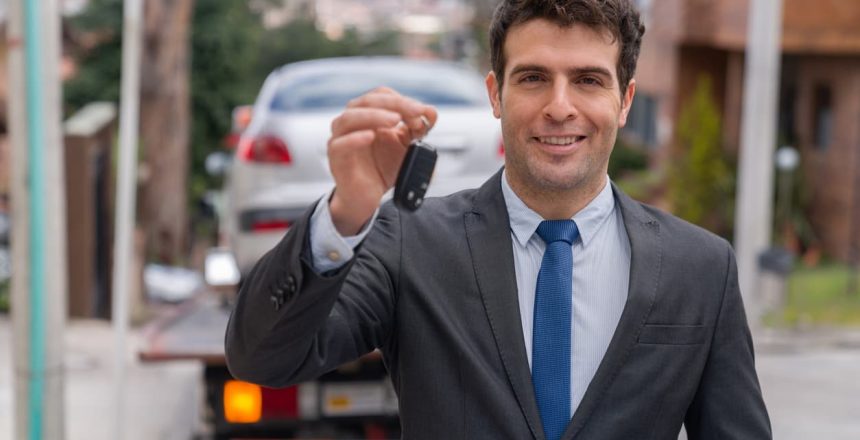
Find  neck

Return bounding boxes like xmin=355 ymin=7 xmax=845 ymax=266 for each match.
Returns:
xmin=506 ymin=173 xmax=607 ymax=220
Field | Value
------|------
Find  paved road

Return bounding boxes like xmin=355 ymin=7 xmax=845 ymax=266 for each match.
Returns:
xmin=757 ymin=346 xmax=860 ymax=439
xmin=3 ymin=313 xmax=859 ymax=439
xmin=679 ymin=332 xmax=860 ymax=440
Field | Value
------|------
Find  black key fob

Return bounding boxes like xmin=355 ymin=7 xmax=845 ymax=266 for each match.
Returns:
xmin=394 ymin=140 xmax=437 ymax=211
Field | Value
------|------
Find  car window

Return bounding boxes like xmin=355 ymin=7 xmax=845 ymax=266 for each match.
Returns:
xmin=269 ymin=63 xmax=487 ymax=111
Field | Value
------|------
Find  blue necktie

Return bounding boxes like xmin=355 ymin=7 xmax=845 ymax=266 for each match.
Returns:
xmin=533 ymin=219 xmax=579 ymax=440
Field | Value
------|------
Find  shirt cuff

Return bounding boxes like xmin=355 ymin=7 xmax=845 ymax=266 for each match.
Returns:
xmin=309 ymin=189 xmax=379 ymax=273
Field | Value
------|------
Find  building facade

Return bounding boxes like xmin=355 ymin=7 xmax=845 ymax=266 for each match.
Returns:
xmin=629 ymin=0 xmax=860 ymax=261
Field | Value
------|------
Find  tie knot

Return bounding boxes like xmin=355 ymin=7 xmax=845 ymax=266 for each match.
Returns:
xmin=536 ymin=220 xmax=579 ymax=245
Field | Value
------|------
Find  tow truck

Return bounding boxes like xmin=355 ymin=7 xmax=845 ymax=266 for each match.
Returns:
xmin=138 ymin=249 xmax=400 ymax=439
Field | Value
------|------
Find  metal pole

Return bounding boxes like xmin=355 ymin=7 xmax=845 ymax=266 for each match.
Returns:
xmin=10 ymin=0 xmax=68 ymax=437
xmin=7 ymin=0 xmax=33 ymax=435
xmin=734 ymin=0 xmax=784 ymax=333
xmin=112 ymin=0 xmax=145 ymax=438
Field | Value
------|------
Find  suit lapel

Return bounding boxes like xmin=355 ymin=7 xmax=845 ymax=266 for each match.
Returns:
xmin=465 ymin=170 xmax=545 ymax=440
xmin=563 ymin=184 xmax=663 ymax=439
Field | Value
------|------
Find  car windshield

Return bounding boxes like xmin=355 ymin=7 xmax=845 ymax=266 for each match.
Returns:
xmin=269 ymin=62 xmax=488 ymax=111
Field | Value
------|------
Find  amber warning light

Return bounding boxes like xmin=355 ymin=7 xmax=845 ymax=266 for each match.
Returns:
xmin=223 ymin=380 xmax=262 ymax=423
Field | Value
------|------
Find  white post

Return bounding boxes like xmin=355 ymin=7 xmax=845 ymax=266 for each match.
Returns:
xmin=112 ymin=0 xmax=145 ymax=438
xmin=734 ymin=0 xmax=784 ymax=333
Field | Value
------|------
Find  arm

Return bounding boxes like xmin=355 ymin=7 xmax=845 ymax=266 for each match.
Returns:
xmin=225 ymin=87 xmax=435 ymax=387
xmin=684 ymin=248 xmax=772 ymax=439
xmin=224 ymin=200 xmax=401 ymax=388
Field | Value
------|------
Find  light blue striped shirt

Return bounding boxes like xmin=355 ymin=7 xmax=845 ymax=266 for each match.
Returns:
xmin=310 ymin=172 xmax=631 ymax=417
xmin=501 ymin=172 xmax=630 ymax=416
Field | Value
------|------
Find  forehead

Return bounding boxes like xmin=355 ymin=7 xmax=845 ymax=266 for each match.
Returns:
xmin=503 ymin=19 xmax=620 ymax=77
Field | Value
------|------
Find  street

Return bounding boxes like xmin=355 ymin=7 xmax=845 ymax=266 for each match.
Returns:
xmin=757 ymin=343 xmax=860 ymax=439
xmin=2 ymin=315 xmax=859 ymax=439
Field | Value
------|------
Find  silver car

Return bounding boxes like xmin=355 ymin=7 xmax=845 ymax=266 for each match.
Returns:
xmin=223 ymin=57 xmax=504 ymax=274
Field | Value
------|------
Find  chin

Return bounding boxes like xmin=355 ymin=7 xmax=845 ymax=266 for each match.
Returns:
xmin=530 ymin=170 xmax=585 ymax=192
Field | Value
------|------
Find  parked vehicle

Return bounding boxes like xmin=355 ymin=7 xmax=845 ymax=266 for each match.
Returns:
xmin=222 ymin=56 xmax=504 ymax=274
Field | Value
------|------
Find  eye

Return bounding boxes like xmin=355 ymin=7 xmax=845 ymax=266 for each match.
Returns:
xmin=520 ymin=74 xmax=543 ymax=83
xmin=578 ymin=76 xmax=602 ymax=86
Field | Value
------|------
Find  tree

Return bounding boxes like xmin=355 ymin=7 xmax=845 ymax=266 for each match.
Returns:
xmin=136 ymin=0 xmax=196 ymax=264
xmin=65 ymin=0 xmax=265 ymax=265
xmin=189 ymin=0 xmax=262 ymax=215
xmin=669 ymin=75 xmax=735 ymax=238
xmin=64 ymin=0 xmax=123 ymax=111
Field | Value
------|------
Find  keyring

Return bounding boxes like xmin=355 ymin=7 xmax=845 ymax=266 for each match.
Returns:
xmin=401 ymin=115 xmax=431 ymax=142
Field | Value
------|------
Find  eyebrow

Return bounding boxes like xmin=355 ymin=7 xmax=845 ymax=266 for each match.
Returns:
xmin=508 ymin=64 xmax=614 ymax=80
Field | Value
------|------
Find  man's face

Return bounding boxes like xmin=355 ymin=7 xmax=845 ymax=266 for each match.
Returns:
xmin=486 ymin=19 xmax=635 ymax=196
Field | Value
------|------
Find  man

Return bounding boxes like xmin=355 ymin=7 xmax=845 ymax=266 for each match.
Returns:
xmin=226 ymin=1 xmax=772 ymax=438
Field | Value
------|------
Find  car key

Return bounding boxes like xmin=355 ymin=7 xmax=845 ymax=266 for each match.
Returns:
xmin=394 ymin=139 xmax=437 ymax=211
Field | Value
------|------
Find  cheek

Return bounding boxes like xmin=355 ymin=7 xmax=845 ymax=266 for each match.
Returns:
xmin=582 ymin=100 xmax=621 ymax=132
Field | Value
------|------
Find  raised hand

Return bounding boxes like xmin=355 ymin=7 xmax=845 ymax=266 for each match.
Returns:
xmin=327 ymin=87 xmax=437 ymax=235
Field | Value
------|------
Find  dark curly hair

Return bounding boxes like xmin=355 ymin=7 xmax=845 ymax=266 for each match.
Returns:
xmin=489 ymin=0 xmax=646 ymax=97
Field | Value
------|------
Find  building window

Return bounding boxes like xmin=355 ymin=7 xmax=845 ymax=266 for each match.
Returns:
xmin=624 ymin=92 xmax=658 ymax=147
xmin=778 ymin=86 xmax=797 ymax=146
xmin=813 ymin=84 xmax=833 ymax=149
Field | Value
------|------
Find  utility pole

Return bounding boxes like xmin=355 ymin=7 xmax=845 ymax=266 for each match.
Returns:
xmin=734 ymin=0 xmax=784 ymax=333
xmin=112 ymin=0 xmax=145 ymax=438
xmin=8 ymin=0 xmax=68 ymax=438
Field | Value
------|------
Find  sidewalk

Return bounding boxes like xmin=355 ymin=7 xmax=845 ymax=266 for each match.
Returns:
xmin=756 ymin=326 xmax=860 ymax=352
xmin=0 ymin=315 xmax=203 ymax=440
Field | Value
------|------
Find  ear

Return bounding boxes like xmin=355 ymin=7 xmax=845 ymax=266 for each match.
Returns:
xmin=617 ymin=79 xmax=636 ymax=127
xmin=485 ymin=71 xmax=502 ymax=119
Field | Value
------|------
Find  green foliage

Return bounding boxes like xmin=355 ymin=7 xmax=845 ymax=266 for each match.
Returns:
xmin=64 ymin=0 xmax=264 ymax=212
xmin=669 ymin=75 xmax=735 ymax=238
xmin=764 ymin=263 xmax=860 ymax=327
xmin=189 ymin=0 xmax=263 ymax=205
xmin=0 ymin=279 xmax=8 ymax=313
xmin=63 ymin=0 xmax=123 ymax=112
xmin=608 ymin=137 xmax=649 ymax=178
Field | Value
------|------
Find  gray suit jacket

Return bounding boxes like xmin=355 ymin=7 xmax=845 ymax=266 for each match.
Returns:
xmin=225 ymin=170 xmax=772 ymax=439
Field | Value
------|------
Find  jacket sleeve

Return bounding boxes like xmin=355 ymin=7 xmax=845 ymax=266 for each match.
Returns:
xmin=684 ymin=247 xmax=772 ymax=439
xmin=224 ymin=200 xmax=400 ymax=388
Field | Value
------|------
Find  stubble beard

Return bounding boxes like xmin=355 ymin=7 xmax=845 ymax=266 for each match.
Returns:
xmin=509 ymin=148 xmax=595 ymax=196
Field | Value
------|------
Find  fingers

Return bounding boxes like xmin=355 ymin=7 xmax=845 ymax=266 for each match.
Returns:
xmin=327 ymin=129 xmax=377 ymax=153
xmin=334 ymin=87 xmax=438 ymax=140
xmin=331 ymin=108 xmax=401 ymax=138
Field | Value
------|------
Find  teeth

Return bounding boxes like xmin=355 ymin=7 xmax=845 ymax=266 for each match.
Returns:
xmin=539 ymin=136 xmax=583 ymax=145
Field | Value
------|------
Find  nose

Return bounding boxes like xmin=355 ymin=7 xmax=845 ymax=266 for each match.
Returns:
xmin=543 ymin=81 xmax=579 ymax=122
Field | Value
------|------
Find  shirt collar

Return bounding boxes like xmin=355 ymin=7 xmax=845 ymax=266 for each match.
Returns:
xmin=501 ymin=170 xmax=615 ymax=248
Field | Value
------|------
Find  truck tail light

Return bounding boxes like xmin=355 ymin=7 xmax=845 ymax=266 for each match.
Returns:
xmin=261 ymin=385 xmax=299 ymax=419
xmin=224 ymin=381 xmax=301 ymax=423
xmin=224 ymin=380 xmax=262 ymax=423
xmin=250 ymin=219 xmax=291 ymax=233
xmin=237 ymin=135 xmax=292 ymax=164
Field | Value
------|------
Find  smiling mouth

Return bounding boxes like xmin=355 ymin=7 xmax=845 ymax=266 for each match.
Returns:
xmin=535 ymin=135 xmax=587 ymax=145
